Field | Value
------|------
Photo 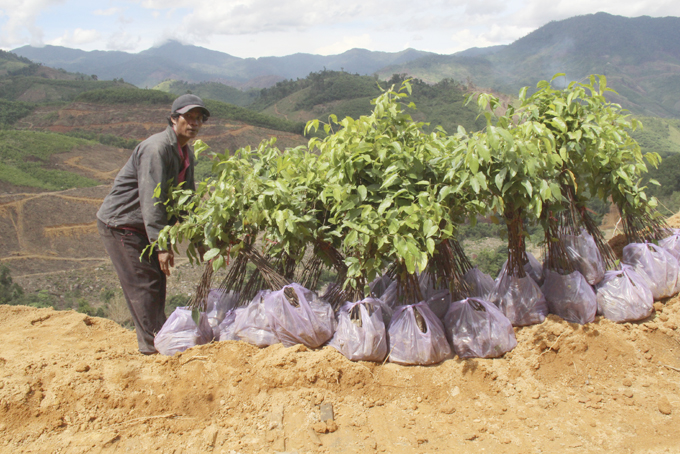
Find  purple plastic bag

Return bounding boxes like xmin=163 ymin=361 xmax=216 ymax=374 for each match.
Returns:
xmin=216 ymin=308 xmax=241 ymax=341
xmin=596 ymin=266 xmax=653 ymax=322
xmin=329 ymin=298 xmax=388 ymax=362
xmin=542 ymin=269 xmax=597 ymax=325
xmin=381 ymin=280 xmax=400 ymax=308
xmin=264 ymin=283 xmax=336 ymax=348
xmin=388 ymin=302 xmax=452 ymax=366
xmin=463 ymin=267 xmax=495 ymax=300
xmin=418 ymin=271 xmax=439 ymax=300
xmin=500 ymin=252 xmax=544 ymax=286
xmin=622 ymin=243 xmax=680 ymax=300
xmin=561 ymin=229 xmax=605 ymax=285
xmin=154 ymin=306 xmax=213 ymax=356
xmin=369 ymin=274 xmax=393 ymax=299
xmin=444 ymin=297 xmax=517 ymax=358
xmin=659 ymin=229 xmax=680 ymax=262
xmin=425 ymin=289 xmax=452 ymax=320
xmin=490 ymin=267 xmax=548 ymax=326
xmin=232 ymin=290 xmax=279 ymax=348
xmin=206 ymin=289 xmax=239 ymax=339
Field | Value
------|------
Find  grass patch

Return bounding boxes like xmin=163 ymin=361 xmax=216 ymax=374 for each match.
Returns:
xmin=0 ymin=130 xmax=101 ymax=190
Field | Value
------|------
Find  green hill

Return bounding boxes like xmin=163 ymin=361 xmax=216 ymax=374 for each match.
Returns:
xmin=153 ymin=80 xmax=259 ymax=107
xmin=251 ymin=70 xmax=486 ymax=133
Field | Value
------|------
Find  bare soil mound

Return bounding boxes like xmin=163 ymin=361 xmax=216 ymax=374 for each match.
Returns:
xmin=1 ymin=296 xmax=679 ymax=453
xmin=0 ymin=186 xmax=111 ymax=276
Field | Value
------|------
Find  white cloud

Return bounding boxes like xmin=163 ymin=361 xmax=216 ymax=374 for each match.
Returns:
xmin=49 ymin=28 xmax=101 ymax=46
xmin=0 ymin=0 xmax=65 ymax=47
xmin=513 ymin=0 xmax=680 ymax=28
xmin=106 ymin=30 xmax=141 ymax=51
xmin=447 ymin=29 xmax=498 ymax=53
xmin=93 ymin=7 xmax=121 ymax=16
xmin=464 ymin=0 xmax=507 ymax=16
xmin=315 ymin=34 xmax=373 ymax=56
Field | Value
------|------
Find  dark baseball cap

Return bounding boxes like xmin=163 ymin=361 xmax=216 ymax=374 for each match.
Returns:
xmin=171 ymin=94 xmax=210 ymax=117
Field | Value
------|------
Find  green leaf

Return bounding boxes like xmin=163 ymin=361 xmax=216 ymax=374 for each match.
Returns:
xmin=192 ymin=308 xmax=200 ymax=327
xmin=357 ymin=185 xmax=367 ymax=201
xmin=468 ymin=153 xmax=479 ymax=174
xmin=380 ymin=173 xmax=400 ymax=190
xmin=426 ymin=238 xmax=435 ymax=255
xmin=495 ymin=167 xmax=507 ymax=191
xmin=203 ymin=248 xmax=221 ymax=261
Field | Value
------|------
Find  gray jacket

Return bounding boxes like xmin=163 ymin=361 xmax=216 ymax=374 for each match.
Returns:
xmin=97 ymin=126 xmax=195 ymax=243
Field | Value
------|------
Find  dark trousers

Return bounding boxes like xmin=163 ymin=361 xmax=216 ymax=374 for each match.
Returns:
xmin=97 ymin=219 xmax=167 ymax=354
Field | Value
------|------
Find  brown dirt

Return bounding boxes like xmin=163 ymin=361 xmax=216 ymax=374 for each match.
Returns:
xmin=1 ymin=294 xmax=679 ymax=453
xmin=0 ymin=186 xmax=110 ymax=276
xmin=14 ymin=102 xmax=307 ymax=153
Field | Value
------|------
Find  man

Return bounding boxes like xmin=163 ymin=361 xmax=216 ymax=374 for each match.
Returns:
xmin=97 ymin=94 xmax=209 ymax=354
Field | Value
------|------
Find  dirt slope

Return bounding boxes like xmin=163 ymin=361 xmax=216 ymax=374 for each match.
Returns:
xmin=15 ymin=102 xmax=306 ymax=154
xmin=1 ymin=293 xmax=679 ymax=453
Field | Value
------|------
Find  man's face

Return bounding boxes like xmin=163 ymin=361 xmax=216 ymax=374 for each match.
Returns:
xmin=172 ymin=108 xmax=204 ymax=142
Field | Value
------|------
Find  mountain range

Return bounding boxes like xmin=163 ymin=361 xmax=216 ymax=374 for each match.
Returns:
xmin=12 ymin=12 xmax=680 ymax=118
xmin=12 ymin=42 xmax=434 ymax=89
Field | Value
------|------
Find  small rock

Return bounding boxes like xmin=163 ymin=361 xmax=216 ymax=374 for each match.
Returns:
xmin=658 ymin=397 xmax=672 ymax=415
xmin=623 ymin=390 xmax=634 ymax=398
xmin=531 ymin=391 xmax=541 ymax=399
xmin=75 ymin=363 xmax=90 ymax=373
xmin=312 ymin=422 xmax=328 ymax=434
xmin=320 ymin=402 xmax=334 ymax=422
xmin=501 ymin=437 xmax=511 ymax=444
xmin=416 ymin=396 xmax=422 ymax=403
xmin=325 ymin=420 xmax=338 ymax=433
xmin=622 ymin=378 xmax=632 ymax=387
xmin=440 ymin=403 xmax=456 ymax=415
xmin=653 ymin=302 xmax=664 ymax=312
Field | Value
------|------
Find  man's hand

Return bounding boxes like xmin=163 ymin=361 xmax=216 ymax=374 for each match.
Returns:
xmin=158 ymin=250 xmax=174 ymax=276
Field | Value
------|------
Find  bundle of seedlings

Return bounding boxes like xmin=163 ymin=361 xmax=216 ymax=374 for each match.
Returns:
xmin=659 ymin=229 xmax=680 ymax=261
xmin=154 ymin=306 xmax=213 ymax=356
xmin=329 ymin=298 xmax=390 ymax=362
xmin=622 ymin=242 xmax=680 ymax=300
xmin=464 ymin=89 xmax=561 ymax=326
xmin=388 ymin=301 xmax=452 ymax=365
xmin=595 ymin=265 xmax=654 ymax=322
xmin=444 ymin=297 xmax=517 ymax=358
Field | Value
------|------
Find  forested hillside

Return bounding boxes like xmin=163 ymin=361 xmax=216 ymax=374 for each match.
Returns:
xmin=378 ymin=13 xmax=680 ymax=119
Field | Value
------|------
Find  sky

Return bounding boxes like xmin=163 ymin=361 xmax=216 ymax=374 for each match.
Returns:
xmin=0 ymin=0 xmax=679 ymax=58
